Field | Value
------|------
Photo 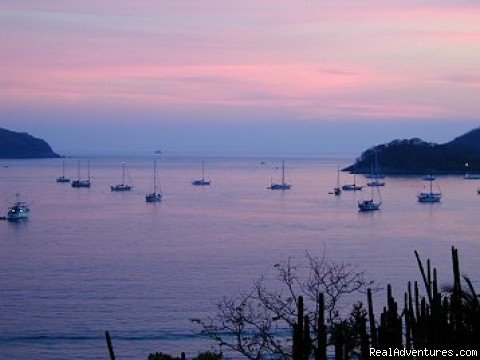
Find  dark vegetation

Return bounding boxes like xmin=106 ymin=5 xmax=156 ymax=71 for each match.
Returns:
xmin=104 ymin=247 xmax=479 ymax=359
xmin=344 ymin=127 xmax=480 ymax=174
xmin=0 ymin=127 xmax=59 ymax=158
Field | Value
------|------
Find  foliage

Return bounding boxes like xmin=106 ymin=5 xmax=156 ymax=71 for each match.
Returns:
xmin=192 ymin=251 xmax=373 ymax=360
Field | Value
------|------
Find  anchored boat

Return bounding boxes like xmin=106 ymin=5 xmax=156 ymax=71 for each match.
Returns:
xmin=342 ymin=167 xmax=363 ymax=191
xmin=146 ymin=160 xmax=162 ymax=203
xmin=6 ymin=194 xmax=30 ymax=221
xmin=330 ymin=166 xmax=342 ymax=195
xmin=418 ymin=177 xmax=442 ymax=203
xmin=358 ymin=185 xmax=382 ymax=211
xmin=268 ymin=161 xmax=291 ymax=190
xmin=111 ymin=162 xmax=132 ymax=191
xmin=71 ymin=161 xmax=91 ymax=188
xmin=56 ymin=161 xmax=70 ymax=183
xmin=367 ymin=150 xmax=385 ymax=187
xmin=192 ymin=161 xmax=211 ymax=186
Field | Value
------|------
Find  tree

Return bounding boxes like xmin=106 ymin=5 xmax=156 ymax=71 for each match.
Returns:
xmin=192 ymin=252 xmax=373 ymax=360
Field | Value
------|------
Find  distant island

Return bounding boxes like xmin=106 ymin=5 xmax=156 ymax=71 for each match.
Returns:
xmin=0 ymin=128 xmax=60 ymax=159
xmin=344 ymin=127 xmax=480 ymax=174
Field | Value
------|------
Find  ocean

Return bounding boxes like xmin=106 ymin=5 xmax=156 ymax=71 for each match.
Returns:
xmin=1 ymin=155 xmax=479 ymax=359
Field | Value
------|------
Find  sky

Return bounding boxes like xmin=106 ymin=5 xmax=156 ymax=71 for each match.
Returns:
xmin=0 ymin=0 xmax=479 ymax=154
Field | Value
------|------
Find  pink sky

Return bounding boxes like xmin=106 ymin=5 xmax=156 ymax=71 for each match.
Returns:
xmin=0 ymin=1 xmax=480 ymax=152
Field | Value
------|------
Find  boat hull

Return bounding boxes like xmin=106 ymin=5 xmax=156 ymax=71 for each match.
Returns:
xmin=358 ymin=200 xmax=381 ymax=211
xmin=111 ymin=185 xmax=132 ymax=191
xmin=342 ymin=184 xmax=363 ymax=191
xmin=192 ymin=180 xmax=211 ymax=186
xmin=146 ymin=193 xmax=162 ymax=203
xmin=7 ymin=206 xmax=30 ymax=221
xmin=367 ymin=181 xmax=385 ymax=187
xmin=72 ymin=180 xmax=91 ymax=188
xmin=268 ymin=183 xmax=291 ymax=190
xmin=56 ymin=177 xmax=70 ymax=183
xmin=417 ymin=193 xmax=442 ymax=203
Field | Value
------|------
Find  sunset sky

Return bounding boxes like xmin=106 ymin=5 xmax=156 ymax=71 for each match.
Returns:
xmin=1 ymin=0 xmax=479 ymax=153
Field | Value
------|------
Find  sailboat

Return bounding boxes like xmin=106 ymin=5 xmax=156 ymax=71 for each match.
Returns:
xmin=71 ymin=161 xmax=91 ymax=188
xmin=330 ymin=166 xmax=342 ymax=195
xmin=417 ymin=177 xmax=442 ymax=203
xmin=111 ymin=162 xmax=132 ymax=191
xmin=146 ymin=160 xmax=162 ymax=203
xmin=367 ymin=150 xmax=385 ymax=187
xmin=358 ymin=185 xmax=382 ymax=211
xmin=342 ymin=165 xmax=363 ymax=191
xmin=422 ymin=174 xmax=436 ymax=181
xmin=192 ymin=161 xmax=211 ymax=186
xmin=268 ymin=161 xmax=291 ymax=190
xmin=6 ymin=194 xmax=30 ymax=221
xmin=56 ymin=161 xmax=70 ymax=183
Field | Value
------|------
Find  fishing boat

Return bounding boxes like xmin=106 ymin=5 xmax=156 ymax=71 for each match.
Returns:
xmin=418 ymin=177 xmax=442 ymax=203
xmin=330 ymin=166 xmax=342 ymax=195
xmin=366 ymin=150 xmax=385 ymax=187
xmin=192 ymin=161 xmax=211 ymax=186
xmin=111 ymin=162 xmax=132 ymax=191
xmin=56 ymin=161 xmax=70 ymax=183
xmin=71 ymin=161 xmax=91 ymax=188
xmin=268 ymin=161 xmax=291 ymax=190
xmin=358 ymin=184 xmax=381 ymax=211
xmin=342 ymin=165 xmax=363 ymax=191
xmin=146 ymin=160 xmax=162 ymax=203
xmin=6 ymin=194 xmax=30 ymax=221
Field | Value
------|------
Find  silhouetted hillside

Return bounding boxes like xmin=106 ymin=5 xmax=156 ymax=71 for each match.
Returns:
xmin=0 ymin=128 xmax=60 ymax=159
xmin=344 ymin=127 xmax=480 ymax=174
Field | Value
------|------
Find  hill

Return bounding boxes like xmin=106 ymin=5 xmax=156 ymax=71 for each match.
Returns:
xmin=344 ymin=127 xmax=480 ymax=174
xmin=0 ymin=128 xmax=60 ymax=159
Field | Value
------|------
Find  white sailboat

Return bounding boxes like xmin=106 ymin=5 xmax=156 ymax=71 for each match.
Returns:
xmin=342 ymin=165 xmax=363 ymax=191
xmin=71 ymin=161 xmax=91 ymax=188
xmin=146 ymin=160 xmax=162 ymax=203
xmin=111 ymin=162 xmax=132 ymax=191
xmin=268 ymin=161 xmax=291 ymax=190
xmin=358 ymin=184 xmax=382 ymax=211
xmin=192 ymin=161 xmax=211 ymax=186
xmin=367 ymin=150 xmax=385 ymax=187
xmin=330 ymin=166 xmax=342 ymax=195
xmin=418 ymin=177 xmax=442 ymax=203
xmin=56 ymin=161 xmax=70 ymax=183
xmin=6 ymin=194 xmax=30 ymax=221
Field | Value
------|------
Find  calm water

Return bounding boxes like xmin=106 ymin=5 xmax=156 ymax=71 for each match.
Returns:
xmin=1 ymin=155 xmax=479 ymax=359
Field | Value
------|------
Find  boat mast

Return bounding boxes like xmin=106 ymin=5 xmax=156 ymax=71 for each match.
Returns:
xmin=122 ymin=162 xmax=126 ymax=185
xmin=202 ymin=161 xmax=205 ymax=182
xmin=282 ymin=161 xmax=285 ymax=185
xmin=430 ymin=178 xmax=433 ymax=194
xmin=337 ymin=166 xmax=340 ymax=187
xmin=87 ymin=160 xmax=91 ymax=181
xmin=62 ymin=161 xmax=65 ymax=177
xmin=77 ymin=161 xmax=81 ymax=181
xmin=153 ymin=160 xmax=157 ymax=194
